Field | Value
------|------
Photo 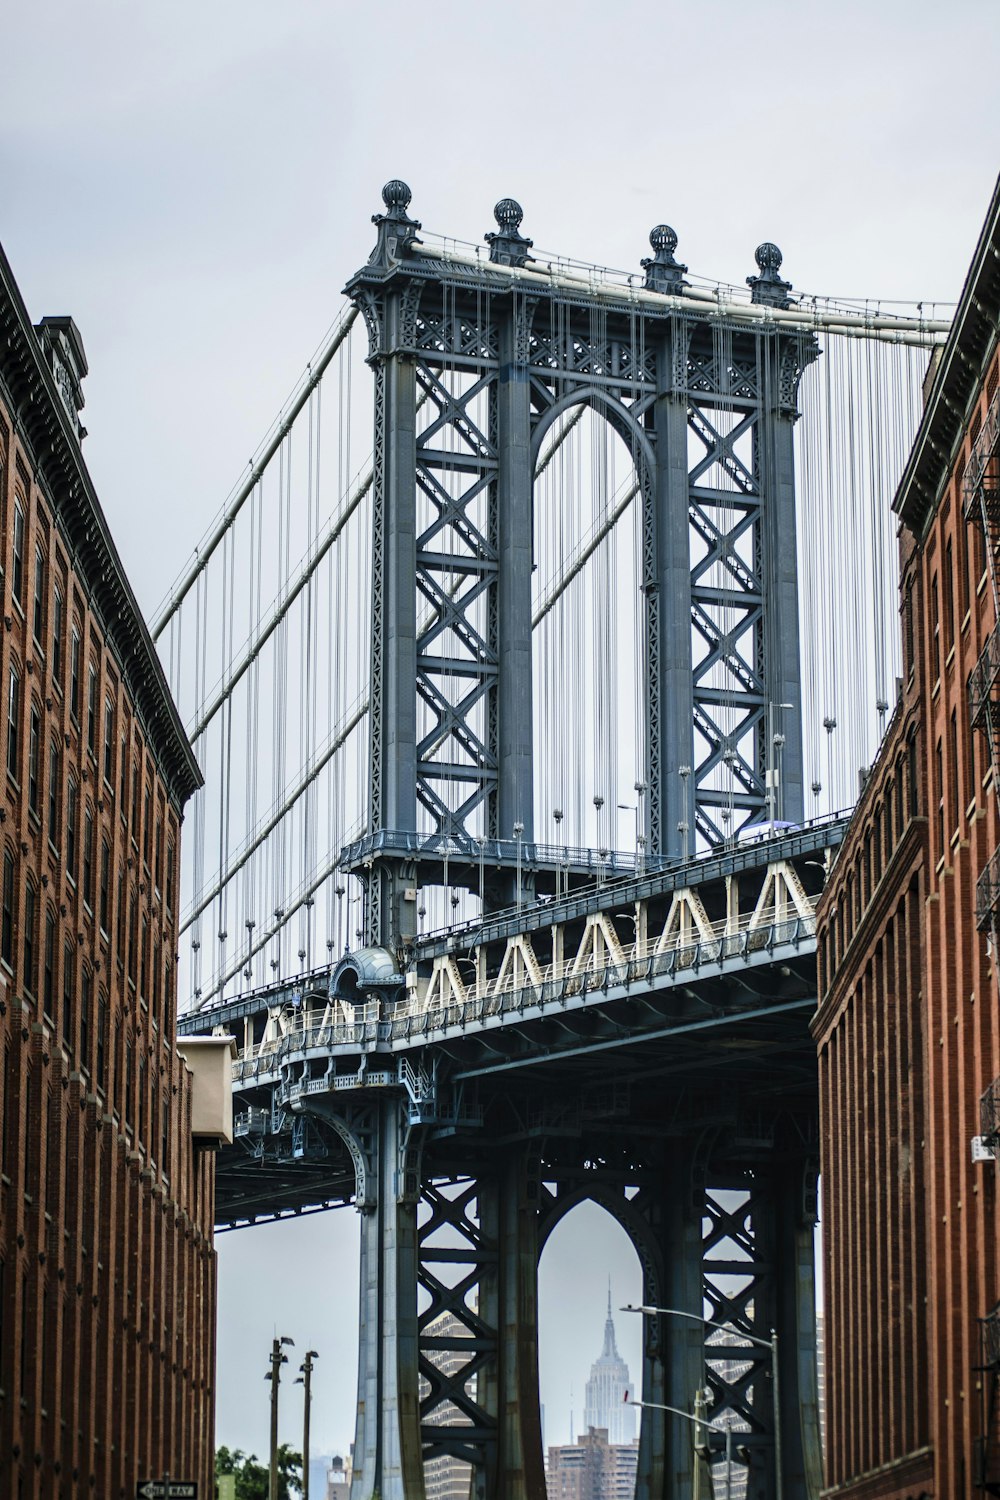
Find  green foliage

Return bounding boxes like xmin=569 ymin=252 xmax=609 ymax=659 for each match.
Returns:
xmin=215 ymin=1444 xmax=303 ymax=1500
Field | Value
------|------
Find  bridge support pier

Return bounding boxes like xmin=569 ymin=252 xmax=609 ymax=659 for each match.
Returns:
xmin=351 ymin=1100 xmax=426 ymax=1500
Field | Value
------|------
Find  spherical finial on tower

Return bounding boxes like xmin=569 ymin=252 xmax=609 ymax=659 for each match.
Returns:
xmin=649 ymin=224 xmax=678 ymax=255
xmin=494 ymin=198 xmax=524 ymax=232
xmin=754 ymin=241 xmax=783 ymax=274
xmin=382 ymin=179 xmax=412 ymax=213
xmin=486 ymin=197 xmax=532 ymax=267
xmin=747 ymin=240 xmax=792 ymax=307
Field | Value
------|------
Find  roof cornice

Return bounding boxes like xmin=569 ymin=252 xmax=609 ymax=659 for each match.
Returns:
xmin=894 ymin=173 xmax=1000 ymax=535
xmin=0 ymin=240 xmax=202 ymax=808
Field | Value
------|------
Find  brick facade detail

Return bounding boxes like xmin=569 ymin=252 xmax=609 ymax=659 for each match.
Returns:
xmin=0 ymin=251 xmax=212 ymax=1498
xmin=813 ymin=181 xmax=1000 ymax=1500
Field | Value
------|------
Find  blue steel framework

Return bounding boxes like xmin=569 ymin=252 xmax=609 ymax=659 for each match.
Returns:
xmin=191 ymin=186 xmax=831 ymax=1500
xmin=343 ymin=183 xmax=816 ymax=953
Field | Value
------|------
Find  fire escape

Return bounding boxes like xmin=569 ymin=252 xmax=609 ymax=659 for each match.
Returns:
xmin=966 ymin=380 xmax=1000 ymax=1493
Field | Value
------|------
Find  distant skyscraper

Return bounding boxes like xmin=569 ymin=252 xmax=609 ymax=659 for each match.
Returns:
xmin=583 ymin=1286 xmax=635 ymax=1445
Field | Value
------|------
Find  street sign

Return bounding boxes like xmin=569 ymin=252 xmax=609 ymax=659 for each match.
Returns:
xmin=136 ymin=1484 xmax=198 ymax=1499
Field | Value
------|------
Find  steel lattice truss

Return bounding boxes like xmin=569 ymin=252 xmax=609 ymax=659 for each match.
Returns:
xmin=347 ymin=187 xmax=816 ymax=946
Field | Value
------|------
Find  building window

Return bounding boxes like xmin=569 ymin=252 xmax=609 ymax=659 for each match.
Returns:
xmin=131 ymin=763 xmax=140 ymax=841
xmin=69 ymin=627 xmax=81 ymax=720
xmin=11 ymin=502 xmax=24 ymax=605
xmin=153 ymin=940 xmax=161 ymax=1022
xmin=52 ymin=587 xmax=63 ymax=685
xmin=161 ymin=1095 xmax=169 ymax=1176
xmin=62 ymin=941 xmax=75 ymax=1049
xmin=47 ymin=739 xmax=59 ymax=845
xmin=103 ymin=698 xmax=114 ymax=784
xmin=931 ymin=573 xmax=940 ymax=680
xmin=32 ymin=546 xmax=44 ymax=645
xmin=944 ymin=538 xmax=955 ymax=649
xmin=80 ymin=968 xmax=91 ymax=1069
xmin=935 ymin=737 xmax=944 ymax=853
xmin=1 ymin=852 xmax=13 ymax=967
xmin=166 ymin=840 xmax=175 ymax=913
xmin=124 ymin=1038 xmax=133 ymax=1128
xmin=83 ymin=809 xmax=94 ymax=908
xmin=950 ymin=709 xmax=960 ymax=830
xmin=140 ymin=917 xmax=149 ymax=1002
xmin=27 ymin=706 xmax=39 ymax=815
xmin=86 ymin=665 xmax=97 ymax=755
xmin=99 ymin=840 xmax=110 ymax=934
xmin=143 ymin=786 xmax=151 ymax=866
xmin=43 ymin=911 xmax=55 ymax=1021
xmin=96 ymin=991 xmax=107 ymax=1090
xmin=154 ymin=818 xmax=162 ymax=893
xmin=23 ymin=881 xmax=36 ymax=996
xmin=66 ymin=779 xmax=78 ymax=881
xmin=119 ymin=732 xmax=128 ymax=811
xmin=138 ymin=1055 xmax=146 ymax=1143
xmin=128 ymin=893 xmax=137 ymax=986
xmin=6 ymin=665 xmax=19 ymax=781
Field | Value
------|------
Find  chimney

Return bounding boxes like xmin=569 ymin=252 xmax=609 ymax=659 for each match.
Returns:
xmin=34 ymin=315 xmax=88 ymax=442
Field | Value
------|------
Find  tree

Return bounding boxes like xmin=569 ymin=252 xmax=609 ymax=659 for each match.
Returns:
xmin=215 ymin=1445 xmax=303 ymax=1500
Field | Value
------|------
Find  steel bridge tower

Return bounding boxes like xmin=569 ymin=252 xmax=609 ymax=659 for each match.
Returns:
xmin=344 ymin=181 xmax=816 ymax=953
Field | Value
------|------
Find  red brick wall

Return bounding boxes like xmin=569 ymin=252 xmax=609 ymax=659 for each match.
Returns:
xmin=0 ymin=400 xmax=216 ymax=1498
xmin=815 ymin=343 xmax=1000 ymax=1498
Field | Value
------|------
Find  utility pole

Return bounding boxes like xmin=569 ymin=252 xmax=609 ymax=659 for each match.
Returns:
xmin=266 ymin=1335 xmax=295 ymax=1500
xmin=295 ymin=1349 xmax=319 ymax=1500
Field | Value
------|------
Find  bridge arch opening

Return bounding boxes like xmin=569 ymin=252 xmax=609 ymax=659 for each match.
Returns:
xmin=538 ymin=1197 xmax=644 ymax=1491
xmin=532 ymin=401 xmax=647 ymax=861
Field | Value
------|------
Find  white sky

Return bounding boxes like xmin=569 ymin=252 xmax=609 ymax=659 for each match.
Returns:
xmin=3 ymin=0 xmax=1000 ymax=1464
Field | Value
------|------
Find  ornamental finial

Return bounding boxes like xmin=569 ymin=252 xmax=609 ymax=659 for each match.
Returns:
xmin=747 ymin=241 xmax=793 ymax=308
xmin=641 ymin=223 xmax=688 ymax=295
xmin=368 ymin=179 xmax=422 ymax=268
xmin=486 ymin=198 xmax=533 ymax=268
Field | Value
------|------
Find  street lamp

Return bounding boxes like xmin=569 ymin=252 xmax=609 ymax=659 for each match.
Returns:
xmin=513 ymin=822 xmax=525 ymax=911
xmin=767 ymin=702 xmax=793 ymax=831
xmin=295 ymin=1350 xmax=319 ymax=1500
xmin=623 ymin=1303 xmax=782 ymax=1500
xmin=265 ymin=1335 xmax=295 ymax=1500
xmin=624 ymin=1388 xmax=731 ymax=1500
xmin=553 ymin=809 xmax=564 ymax=898
xmin=678 ymin=766 xmax=691 ymax=862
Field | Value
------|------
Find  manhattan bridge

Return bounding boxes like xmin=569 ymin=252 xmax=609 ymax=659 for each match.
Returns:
xmin=159 ymin=182 xmax=949 ymax=1500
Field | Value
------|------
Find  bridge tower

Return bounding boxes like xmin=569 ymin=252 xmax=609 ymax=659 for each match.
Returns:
xmin=307 ymin=185 xmax=823 ymax=1500
xmin=344 ymin=181 xmax=816 ymax=954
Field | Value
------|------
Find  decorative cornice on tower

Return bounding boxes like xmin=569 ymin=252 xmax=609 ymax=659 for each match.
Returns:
xmin=485 ymin=198 xmax=533 ymax=269
xmin=642 ymin=224 xmax=688 ymax=295
xmin=747 ymin=241 xmax=794 ymax=308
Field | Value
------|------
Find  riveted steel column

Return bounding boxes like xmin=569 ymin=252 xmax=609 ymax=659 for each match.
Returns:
xmin=478 ymin=1153 xmax=545 ymax=1500
xmin=371 ymin=293 xmax=419 ymax=947
xmin=641 ymin=1166 xmax=705 ymax=1499
xmin=652 ymin=330 xmax=696 ymax=860
xmin=351 ymin=1100 xmax=424 ymax=1500
xmin=496 ymin=302 xmax=535 ymax=851
xmin=757 ymin=339 xmax=805 ymax=826
xmin=773 ymin=1160 xmax=822 ymax=1500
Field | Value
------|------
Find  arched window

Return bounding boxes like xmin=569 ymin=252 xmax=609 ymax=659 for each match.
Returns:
xmin=6 ymin=663 xmax=19 ymax=781
xmin=62 ymin=940 xmax=75 ymax=1049
xmin=22 ymin=881 xmax=36 ymax=996
xmin=11 ymin=500 xmax=25 ymax=605
xmin=1 ymin=850 xmax=13 ymax=967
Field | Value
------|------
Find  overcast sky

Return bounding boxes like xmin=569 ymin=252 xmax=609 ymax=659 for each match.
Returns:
xmin=3 ymin=0 xmax=1000 ymax=1466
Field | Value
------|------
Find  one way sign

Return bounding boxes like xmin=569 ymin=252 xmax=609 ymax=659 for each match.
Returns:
xmin=136 ymin=1484 xmax=198 ymax=1499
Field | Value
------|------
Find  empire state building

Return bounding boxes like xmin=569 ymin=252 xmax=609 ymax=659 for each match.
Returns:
xmin=582 ymin=1288 xmax=636 ymax=1445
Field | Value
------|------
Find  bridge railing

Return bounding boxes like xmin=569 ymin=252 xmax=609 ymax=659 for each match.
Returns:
xmin=227 ymin=900 xmax=818 ymax=1076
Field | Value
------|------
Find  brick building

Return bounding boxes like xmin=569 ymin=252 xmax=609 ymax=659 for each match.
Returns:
xmin=813 ymin=176 xmax=1000 ymax=1496
xmin=0 ymin=242 xmax=215 ymax=1496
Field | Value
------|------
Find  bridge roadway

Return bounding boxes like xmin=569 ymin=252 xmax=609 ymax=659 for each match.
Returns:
xmin=180 ymin=817 xmax=844 ymax=1229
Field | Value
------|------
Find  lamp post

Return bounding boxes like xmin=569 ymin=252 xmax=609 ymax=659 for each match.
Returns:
xmin=678 ymin=765 xmax=691 ymax=863
xmin=295 ymin=1349 xmax=319 ymax=1500
xmin=767 ymin=701 xmax=793 ymax=832
xmin=624 ymin=1388 xmax=732 ymax=1500
xmin=513 ymin=821 xmax=524 ymax=911
xmin=553 ymin=809 xmax=564 ymax=898
xmin=623 ymin=1303 xmax=782 ymax=1500
xmin=266 ymin=1335 xmax=295 ymax=1500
